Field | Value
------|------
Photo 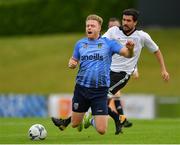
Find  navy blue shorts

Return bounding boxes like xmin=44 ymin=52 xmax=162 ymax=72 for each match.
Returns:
xmin=72 ymin=84 xmax=108 ymax=115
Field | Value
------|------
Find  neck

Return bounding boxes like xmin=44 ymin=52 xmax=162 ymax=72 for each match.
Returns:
xmin=124 ymin=27 xmax=136 ymax=35
xmin=89 ymin=34 xmax=100 ymax=40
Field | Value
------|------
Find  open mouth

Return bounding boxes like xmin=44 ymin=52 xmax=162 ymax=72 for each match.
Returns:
xmin=88 ymin=31 xmax=92 ymax=34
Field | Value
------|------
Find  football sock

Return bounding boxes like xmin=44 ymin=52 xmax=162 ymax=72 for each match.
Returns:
xmin=90 ymin=118 xmax=96 ymax=128
xmin=108 ymin=107 xmax=119 ymax=122
xmin=114 ymin=99 xmax=124 ymax=115
xmin=120 ymin=115 xmax=126 ymax=124
xmin=66 ymin=116 xmax=71 ymax=125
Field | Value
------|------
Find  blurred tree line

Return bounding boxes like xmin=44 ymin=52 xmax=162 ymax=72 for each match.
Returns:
xmin=0 ymin=0 xmax=136 ymax=35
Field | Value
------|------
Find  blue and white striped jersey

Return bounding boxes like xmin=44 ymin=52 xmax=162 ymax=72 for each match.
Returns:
xmin=72 ymin=36 xmax=123 ymax=88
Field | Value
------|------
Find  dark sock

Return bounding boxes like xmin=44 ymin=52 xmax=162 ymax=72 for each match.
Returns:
xmin=114 ymin=99 xmax=124 ymax=115
xmin=108 ymin=107 xmax=119 ymax=122
xmin=66 ymin=116 xmax=71 ymax=124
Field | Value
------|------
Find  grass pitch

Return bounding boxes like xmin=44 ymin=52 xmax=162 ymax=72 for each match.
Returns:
xmin=0 ymin=118 xmax=180 ymax=144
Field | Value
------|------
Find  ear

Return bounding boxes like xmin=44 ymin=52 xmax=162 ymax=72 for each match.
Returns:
xmin=134 ymin=21 xmax=138 ymax=26
xmin=98 ymin=24 xmax=102 ymax=31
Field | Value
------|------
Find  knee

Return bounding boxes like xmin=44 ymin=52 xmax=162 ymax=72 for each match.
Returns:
xmin=96 ymin=127 xmax=107 ymax=135
xmin=71 ymin=120 xmax=79 ymax=128
xmin=71 ymin=112 xmax=84 ymax=128
xmin=71 ymin=124 xmax=78 ymax=128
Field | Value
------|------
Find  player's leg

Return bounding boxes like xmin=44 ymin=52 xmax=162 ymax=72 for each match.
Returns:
xmin=84 ymin=114 xmax=108 ymax=135
xmin=114 ymin=90 xmax=124 ymax=115
xmin=94 ymin=115 xmax=108 ymax=135
xmin=94 ymin=86 xmax=121 ymax=134
xmin=87 ymin=87 xmax=113 ymax=135
xmin=107 ymin=94 xmax=120 ymax=125
xmin=113 ymin=91 xmax=133 ymax=127
xmin=108 ymin=106 xmax=122 ymax=134
xmin=71 ymin=84 xmax=90 ymax=131
xmin=107 ymin=95 xmax=122 ymax=134
xmin=109 ymin=71 xmax=130 ymax=115
xmin=84 ymin=106 xmax=122 ymax=135
xmin=109 ymin=71 xmax=132 ymax=127
xmin=71 ymin=111 xmax=85 ymax=131
xmin=51 ymin=84 xmax=89 ymax=132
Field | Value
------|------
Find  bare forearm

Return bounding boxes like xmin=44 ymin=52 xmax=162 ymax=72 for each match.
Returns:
xmin=154 ymin=50 xmax=167 ymax=71
xmin=120 ymin=40 xmax=134 ymax=58
xmin=154 ymin=49 xmax=170 ymax=81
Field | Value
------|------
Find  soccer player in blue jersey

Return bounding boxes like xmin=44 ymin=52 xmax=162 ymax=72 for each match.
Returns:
xmin=52 ymin=14 xmax=134 ymax=135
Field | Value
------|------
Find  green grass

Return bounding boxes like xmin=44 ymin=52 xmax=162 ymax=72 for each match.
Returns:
xmin=0 ymin=118 xmax=180 ymax=144
xmin=125 ymin=28 xmax=180 ymax=96
xmin=0 ymin=33 xmax=83 ymax=94
xmin=0 ymin=29 xmax=180 ymax=96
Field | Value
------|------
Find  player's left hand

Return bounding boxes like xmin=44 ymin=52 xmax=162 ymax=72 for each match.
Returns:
xmin=161 ymin=70 xmax=169 ymax=82
xmin=132 ymin=70 xmax=139 ymax=79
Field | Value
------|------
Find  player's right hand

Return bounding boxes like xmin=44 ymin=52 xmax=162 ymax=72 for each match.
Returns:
xmin=126 ymin=40 xmax=134 ymax=50
xmin=125 ymin=40 xmax=134 ymax=57
xmin=68 ymin=57 xmax=78 ymax=69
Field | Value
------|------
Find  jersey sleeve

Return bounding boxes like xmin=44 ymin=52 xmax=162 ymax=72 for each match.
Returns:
xmin=103 ymin=29 xmax=112 ymax=39
xmin=103 ymin=26 xmax=118 ymax=39
xmin=72 ymin=41 xmax=80 ymax=60
xmin=142 ymin=31 xmax=159 ymax=53
xmin=109 ymin=39 xmax=124 ymax=54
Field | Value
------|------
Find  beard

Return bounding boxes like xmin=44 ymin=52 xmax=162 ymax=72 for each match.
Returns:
xmin=122 ymin=25 xmax=134 ymax=34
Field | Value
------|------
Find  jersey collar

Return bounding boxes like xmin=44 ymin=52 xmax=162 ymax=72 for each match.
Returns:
xmin=119 ymin=26 xmax=136 ymax=36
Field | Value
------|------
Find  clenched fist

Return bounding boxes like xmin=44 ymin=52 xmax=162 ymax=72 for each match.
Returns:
xmin=126 ymin=40 xmax=134 ymax=51
xmin=68 ymin=57 xmax=78 ymax=69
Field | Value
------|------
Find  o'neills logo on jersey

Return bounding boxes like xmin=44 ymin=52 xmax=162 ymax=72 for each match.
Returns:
xmin=81 ymin=53 xmax=103 ymax=61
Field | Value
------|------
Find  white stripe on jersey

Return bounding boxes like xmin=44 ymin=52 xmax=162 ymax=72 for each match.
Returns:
xmin=103 ymin=26 xmax=159 ymax=74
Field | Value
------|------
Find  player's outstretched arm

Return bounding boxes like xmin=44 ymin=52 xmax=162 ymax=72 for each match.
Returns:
xmin=132 ymin=67 xmax=139 ymax=79
xmin=119 ymin=40 xmax=134 ymax=58
xmin=154 ymin=49 xmax=170 ymax=82
xmin=68 ymin=57 xmax=78 ymax=69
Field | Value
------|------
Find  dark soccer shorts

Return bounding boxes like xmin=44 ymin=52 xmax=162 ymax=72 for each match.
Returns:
xmin=72 ymin=84 xmax=108 ymax=115
xmin=108 ymin=71 xmax=130 ymax=95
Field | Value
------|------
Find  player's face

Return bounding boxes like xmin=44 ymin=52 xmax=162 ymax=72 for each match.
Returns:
xmin=86 ymin=20 xmax=101 ymax=39
xmin=108 ymin=21 xmax=120 ymax=28
xmin=122 ymin=15 xmax=137 ymax=33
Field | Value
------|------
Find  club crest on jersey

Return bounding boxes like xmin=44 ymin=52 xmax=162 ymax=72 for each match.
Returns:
xmin=98 ymin=43 xmax=102 ymax=48
xmin=83 ymin=43 xmax=88 ymax=48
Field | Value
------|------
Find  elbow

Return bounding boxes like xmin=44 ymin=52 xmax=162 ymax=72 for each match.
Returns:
xmin=124 ymin=52 xmax=134 ymax=58
xmin=120 ymin=47 xmax=134 ymax=58
xmin=125 ymin=54 xmax=131 ymax=58
xmin=128 ymin=53 xmax=134 ymax=58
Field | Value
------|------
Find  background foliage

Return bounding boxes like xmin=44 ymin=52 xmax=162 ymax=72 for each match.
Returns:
xmin=0 ymin=0 xmax=136 ymax=35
